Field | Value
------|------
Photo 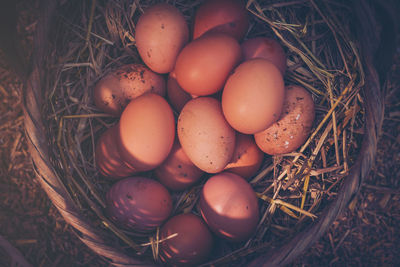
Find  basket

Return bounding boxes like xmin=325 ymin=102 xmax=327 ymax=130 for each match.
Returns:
xmin=22 ymin=0 xmax=395 ymax=266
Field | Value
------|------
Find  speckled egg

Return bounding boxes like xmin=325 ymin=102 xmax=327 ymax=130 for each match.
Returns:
xmin=177 ymin=97 xmax=236 ymax=173
xmin=254 ymin=85 xmax=315 ymax=155
xmin=93 ymin=64 xmax=165 ymax=116
xmin=135 ymin=3 xmax=189 ymax=73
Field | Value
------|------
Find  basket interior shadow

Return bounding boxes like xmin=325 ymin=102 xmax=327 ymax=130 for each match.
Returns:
xmin=22 ymin=0 xmax=396 ymax=266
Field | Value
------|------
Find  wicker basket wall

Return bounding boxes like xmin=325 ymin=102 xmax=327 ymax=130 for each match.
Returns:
xmin=22 ymin=0 xmax=395 ymax=266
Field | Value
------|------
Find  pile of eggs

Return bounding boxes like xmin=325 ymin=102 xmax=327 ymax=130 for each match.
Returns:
xmin=93 ymin=0 xmax=315 ymax=265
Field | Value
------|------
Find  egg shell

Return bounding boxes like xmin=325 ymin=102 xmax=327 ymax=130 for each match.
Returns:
xmin=167 ymin=72 xmax=192 ymax=112
xmin=241 ymin=37 xmax=287 ymax=74
xmin=135 ymin=3 xmax=189 ymax=73
xmin=199 ymin=172 xmax=259 ymax=242
xmin=174 ymin=33 xmax=242 ymax=96
xmin=224 ymin=133 xmax=264 ymax=179
xmin=193 ymin=0 xmax=249 ymax=40
xmin=159 ymin=213 xmax=213 ymax=266
xmin=95 ymin=124 xmax=137 ymax=179
xmin=177 ymin=97 xmax=235 ymax=173
xmin=118 ymin=93 xmax=175 ymax=171
xmin=106 ymin=177 xmax=172 ymax=232
xmin=254 ymin=85 xmax=315 ymax=155
xmin=222 ymin=58 xmax=285 ymax=134
xmin=93 ymin=64 xmax=166 ymax=116
xmin=154 ymin=139 xmax=204 ymax=191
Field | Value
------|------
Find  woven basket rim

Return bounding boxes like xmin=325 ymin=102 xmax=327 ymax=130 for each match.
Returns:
xmin=22 ymin=0 xmax=393 ymax=266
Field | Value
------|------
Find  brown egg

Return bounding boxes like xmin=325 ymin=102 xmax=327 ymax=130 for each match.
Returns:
xmin=106 ymin=177 xmax=172 ymax=232
xmin=193 ymin=0 xmax=249 ymax=40
xmin=93 ymin=64 xmax=166 ymax=116
xmin=167 ymin=72 xmax=192 ymax=112
xmin=254 ymin=85 xmax=315 ymax=155
xmin=241 ymin=37 xmax=287 ymax=74
xmin=95 ymin=124 xmax=137 ymax=179
xmin=199 ymin=172 xmax=259 ymax=242
xmin=178 ymin=97 xmax=236 ymax=173
xmin=135 ymin=3 xmax=189 ymax=74
xmin=222 ymin=58 xmax=285 ymax=134
xmin=154 ymin=139 xmax=204 ymax=191
xmin=175 ymin=33 xmax=242 ymax=96
xmin=118 ymin=93 xmax=175 ymax=171
xmin=224 ymin=133 xmax=264 ymax=179
xmin=159 ymin=214 xmax=213 ymax=266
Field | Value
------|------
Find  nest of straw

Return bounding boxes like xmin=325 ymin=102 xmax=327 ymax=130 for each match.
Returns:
xmin=24 ymin=0 xmax=387 ymax=266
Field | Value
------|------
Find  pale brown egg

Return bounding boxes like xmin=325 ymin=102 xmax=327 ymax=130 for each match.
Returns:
xmin=254 ymin=85 xmax=315 ymax=155
xmin=224 ymin=133 xmax=264 ymax=179
xmin=95 ymin=124 xmax=137 ymax=179
xmin=106 ymin=177 xmax=172 ymax=232
xmin=118 ymin=93 xmax=175 ymax=171
xmin=159 ymin=213 xmax=213 ymax=266
xmin=135 ymin=3 xmax=189 ymax=73
xmin=193 ymin=0 xmax=249 ymax=40
xmin=199 ymin=172 xmax=259 ymax=242
xmin=154 ymin=139 xmax=204 ymax=191
xmin=177 ymin=97 xmax=235 ymax=173
xmin=93 ymin=64 xmax=165 ymax=116
xmin=241 ymin=37 xmax=287 ymax=74
xmin=167 ymin=72 xmax=192 ymax=112
xmin=174 ymin=33 xmax=242 ymax=96
xmin=222 ymin=58 xmax=285 ymax=134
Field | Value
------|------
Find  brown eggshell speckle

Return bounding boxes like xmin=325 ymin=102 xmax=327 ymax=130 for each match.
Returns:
xmin=118 ymin=93 xmax=175 ymax=171
xmin=93 ymin=64 xmax=165 ymax=116
xmin=106 ymin=177 xmax=172 ymax=232
xmin=222 ymin=58 xmax=285 ymax=134
xmin=167 ymin=71 xmax=192 ymax=112
xmin=224 ymin=133 xmax=264 ymax=179
xmin=199 ymin=172 xmax=259 ymax=242
xmin=254 ymin=85 xmax=315 ymax=155
xmin=159 ymin=214 xmax=213 ymax=266
xmin=193 ymin=0 xmax=249 ymax=41
xmin=241 ymin=37 xmax=287 ymax=74
xmin=95 ymin=124 xmax=137 ymax=179
xmin=154 ymin=139 xmax=204 ymax=191
xmin=135 ymin=3 xmax=189 ymax=73
xmin=178 ymin=97 xmax=236 ymax=173
xmin=175 ymin=33 xmax=242 ymax=96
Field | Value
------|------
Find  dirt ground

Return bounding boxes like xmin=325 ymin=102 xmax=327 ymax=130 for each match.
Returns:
xmin=0 ymin=1 xmax=399 ymax=266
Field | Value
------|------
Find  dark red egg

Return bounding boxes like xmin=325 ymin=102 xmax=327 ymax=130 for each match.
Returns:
xmin=241 ymin=37 xmax=287 ymax=74
xmin=154 ymin=139 xmax=204 ymax=191
xmin=159 ymin=213 xmax=213 ymax=266
xmin=95 ymin=124 xmax=137 ymax=179
xmin=193 ymin=0 xmax=249 ymax=41
xmin=106 ymin=177 xmax=172 ymax=232
xmin=167 ymin=71 xmax=193 ymax=112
